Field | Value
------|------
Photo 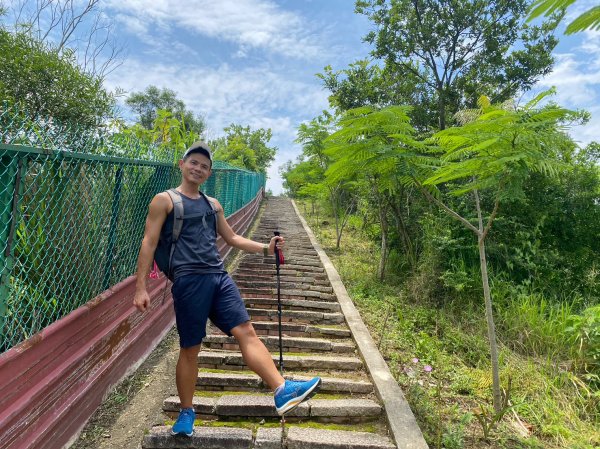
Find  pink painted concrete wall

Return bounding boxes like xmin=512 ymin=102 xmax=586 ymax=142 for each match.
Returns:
xmin=0 ymin=188 xmax=263 ymax=449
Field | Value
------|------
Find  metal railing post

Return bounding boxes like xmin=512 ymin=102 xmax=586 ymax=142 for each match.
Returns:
xmin=0 ymin=155 xmax=25 ymax=345
xmin=102 ymin=165 xmax=124 ymax=291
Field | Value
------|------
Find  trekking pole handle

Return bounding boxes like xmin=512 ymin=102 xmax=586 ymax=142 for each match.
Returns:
xmin=274 ymin=231 xmax=283 ymax=268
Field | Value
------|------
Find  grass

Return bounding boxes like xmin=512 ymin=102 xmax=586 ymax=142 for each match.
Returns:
xmin=300 ymin=203 xmax=600 ymax=449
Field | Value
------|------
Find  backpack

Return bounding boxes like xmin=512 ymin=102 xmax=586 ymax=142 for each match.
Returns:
xmin=152 ymin=188 xmax=216 ymax=281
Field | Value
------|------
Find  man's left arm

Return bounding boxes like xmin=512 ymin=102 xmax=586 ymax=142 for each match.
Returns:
xmin=213 ymin=197 xmax=282 ymax=255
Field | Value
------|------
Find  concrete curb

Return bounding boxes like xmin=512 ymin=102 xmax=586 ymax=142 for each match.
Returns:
xmin=291 ymin=200 xmax=429 ymax=449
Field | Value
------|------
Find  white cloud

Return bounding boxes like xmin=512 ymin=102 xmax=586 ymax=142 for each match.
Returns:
xmin=535 ymin=49 xmax=600 ymax=146
xmin=571 ymin=106 xmax=600 ymax=146
xmin=105 ymin=57 xmax=330 ymax=193
xmin=539 ymin=53 xmax=600 ymax=105
xmin=105 ymin=0 xmax=325 ymax=60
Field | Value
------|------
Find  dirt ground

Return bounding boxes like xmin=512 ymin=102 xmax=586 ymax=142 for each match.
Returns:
xmin=71 ymin=328 xmax=180 ymax=449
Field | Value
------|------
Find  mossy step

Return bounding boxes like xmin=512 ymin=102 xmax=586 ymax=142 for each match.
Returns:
xmin=197 ymin=351 xmax=364 ymax=371
xmin=163 ymin=396 xmax=383 ymax=421
xmin=202 ymin=335 xmax=355 ymax=353
xmin=143 ymin=424 xmax=395 ymax=449
xmin=243 ymin=297 xmax=341 ymax=312
xmin=247 ymin=308 xmax=345 ymax=325
xmin=196 ymin=372 xmax=373 ymax=394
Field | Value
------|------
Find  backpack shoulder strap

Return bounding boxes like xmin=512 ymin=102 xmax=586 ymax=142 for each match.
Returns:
xmin=199 ymin=191 xmax=216 ymax=211
xmin=165 ymin=189 xmax=184 ymax=242
xmin=199 ymin=191 xmax=218 ymax=233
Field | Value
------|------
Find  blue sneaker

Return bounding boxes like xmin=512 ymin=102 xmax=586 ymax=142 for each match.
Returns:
xmin=274 ymin=377 xmax=322 ymax=415
xmin=171 ymin=407 xmax=195 ymax=436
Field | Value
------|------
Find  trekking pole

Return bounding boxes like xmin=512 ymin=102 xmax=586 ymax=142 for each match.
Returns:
xmin=274 ymin=230 xmax=285 ymax=375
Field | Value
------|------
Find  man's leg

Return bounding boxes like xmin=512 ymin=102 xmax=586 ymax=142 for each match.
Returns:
xmin=176 ymin=344 xmax=202 ymax=408
xmin=230 ymin=322 xmax=284 ymax=390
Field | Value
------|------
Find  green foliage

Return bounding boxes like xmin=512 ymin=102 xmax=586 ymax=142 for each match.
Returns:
xmin=528 ymin=0 xmax=600 ymax=34
xmin=119 ymin=109 xmax=200 ymax=163
xmin=426 ymin=92 xmax=574 ymax=198
xmin=355 ymin=0 xmax=559 ymax=129
xmin=0 ymin=28 xmax=115 ymax=129
xmin=494 ymin=283 xmax=578 ymax=359
xmin=302 ymin=205 xmax=600 ymax=447
xmin=317 ymin=60 xmax=432 ymax=127
xmin=125 ymin=85 xmax=205 ymax=135
xmin=473 ymin=378 xmax=515 ymax=440
xmin=210 ymin=124 xmax=276 ymax=173
xmin=565 ymin=306 xmax=600 ymax=385
xmin=324 ymin=105 xmax=426 ymax=185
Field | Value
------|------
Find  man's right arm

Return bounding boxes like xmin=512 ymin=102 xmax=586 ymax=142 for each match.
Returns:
xmin=133 ymin=193 xmax=170 ymax=312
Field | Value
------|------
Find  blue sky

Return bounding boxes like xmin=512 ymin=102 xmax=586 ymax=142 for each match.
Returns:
xmin=6 ymin=1 xmax=600 ymax=194
xmin=98 ymin=0 xmax=373 ymax=194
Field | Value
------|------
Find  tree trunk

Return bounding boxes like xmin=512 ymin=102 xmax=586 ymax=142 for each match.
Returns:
xmin=438 ymin=85 xmax=446 ymax=130
xmin=389 ymin=196 xmax=416 ymax=269
xmin=475 ymin=190 xmax=501 ymax=413
xmin=478 ymin=237 xmax=502 ymax=413
xmin=378 ymin=203 xmax=388 ymax=280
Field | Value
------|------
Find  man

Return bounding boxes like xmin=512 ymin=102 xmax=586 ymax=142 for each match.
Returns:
xmin=133 ymin=141 xmax=321 ymax=437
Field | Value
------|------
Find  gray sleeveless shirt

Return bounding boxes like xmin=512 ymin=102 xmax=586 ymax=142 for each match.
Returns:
xmin=160 ymin=192 xmax=225 ymax=280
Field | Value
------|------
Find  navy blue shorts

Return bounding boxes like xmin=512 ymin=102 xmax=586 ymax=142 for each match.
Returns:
xmin=171 ymin=273 xmax=250 ymax=348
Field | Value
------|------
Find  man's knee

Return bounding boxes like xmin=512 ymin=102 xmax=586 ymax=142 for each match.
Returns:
xmin=179 ymin=344 xmax=201 ymax=362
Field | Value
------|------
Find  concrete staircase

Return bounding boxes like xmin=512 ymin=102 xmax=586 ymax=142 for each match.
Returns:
xmin=141 ymin=197 xmax=426 ymax=449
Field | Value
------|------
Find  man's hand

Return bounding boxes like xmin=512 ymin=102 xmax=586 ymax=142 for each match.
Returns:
xmin=269 ymin=235 xmax=285 ymax=255
xmin=133 ymin=289 xmax=150 ymax=312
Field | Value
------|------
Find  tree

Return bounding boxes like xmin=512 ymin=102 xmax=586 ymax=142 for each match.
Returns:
xmin=126 ymin=85 xmax=206 ymax=136
xmin=528 ymin=0 xmax=600 ymax=34
xmin=324 ymin=106 xmax=426 ymax=274
xmin=210 ymin=124 xmax=276 ymax=174
xmin=354 ymin=0 xmax=560 ymax=130
xmin=117 ymin=109 xmax=201 ymax=163
xmin=0 ymin=28 xmax=115 ymax=130
xmin=3 ymin=0 xmax=122 ymax=78
xmin=325 ymin=92 xmax=576 ymax=413
xmin=318 ymin=59 xmax=434 ymax=130
xmin=294 ymin=113 xmax=358 ymax=250
xmin=422 ymin=92 xmax=575 ymax=412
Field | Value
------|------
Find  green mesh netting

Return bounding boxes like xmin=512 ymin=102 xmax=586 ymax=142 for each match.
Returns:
xmin=0 ymin=105 xmax=266 ymax=353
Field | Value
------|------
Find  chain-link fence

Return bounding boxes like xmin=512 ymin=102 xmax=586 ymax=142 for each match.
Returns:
xmin=0 ymin=105 xmax=266 ymax=353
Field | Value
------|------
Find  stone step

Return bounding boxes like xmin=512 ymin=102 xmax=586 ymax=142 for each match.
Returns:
xmin=209 ymin=322 xmax=350 ymax=339
xmin=198 ymin=351 xmax=364 ymax=372
xmin=250 ymin=321 xmax=351 ymax=339
xmin=287 ymin=427 xmax=396 ymax=449
xmin=247 ymin=308 xmax=345 ymax=325
xmin=202 ymin=335 xmax=355 ymax=354
xmin=144 ymin=426 xmax=395 ymax=449
xmin=142 ymin=426 xmax=252 ymax=449
xmin=196 ymin=372 xmax=373 ymax=394
xmin=243 ymin=297 xmax=341 ymax=312
xmin=163 ymin=396 xmax=383 ymax=422
xmin=233 ymin=273 xmax=330 ymax=286
xmin=236 ymin=281 xmax=334 ymax=294
xmin=238 ymin=262 xmax=326 ymax=274
xmin=240 ymin=287 xmax=336 ymax=302
xmin=243 ymin=252 xmax=322 ymax=263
